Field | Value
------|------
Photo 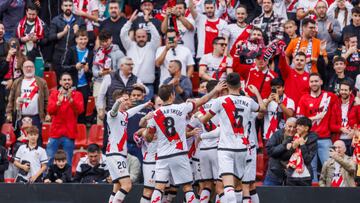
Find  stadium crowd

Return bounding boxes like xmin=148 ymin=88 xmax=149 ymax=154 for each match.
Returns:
xmin=1 ymin=0 xmax=360 ymax=202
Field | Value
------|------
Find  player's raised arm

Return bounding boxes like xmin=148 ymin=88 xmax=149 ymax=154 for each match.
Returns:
xmin=193 ymin=81 xmax=227 ymax=109
xmin=127 ymin=101 xmax=153 ymax=118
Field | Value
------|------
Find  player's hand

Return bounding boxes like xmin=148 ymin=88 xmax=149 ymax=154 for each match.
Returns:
xmin=44 ymin=179 xmax=51 ymax=184
xmin=55 ymin=179 xmax=63 ymax=184
xmin=214 ymin=81 xmax=227 ymax=92
xmin=129 ymin=9 xmax=138 ymax=22
xmin=145 ymin=101 xmax=154 ymax=108
xmin=248 ymin=85 xmax=260 ymax=95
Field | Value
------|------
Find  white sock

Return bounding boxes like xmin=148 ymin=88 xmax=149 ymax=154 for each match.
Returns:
xmin=151 ymin=189 xmax=163 ymax=203
xmin=200 ymin=188 xmax=211 ymax=202
xmin=140 ymin=195 xmax=151 ymax=203
xmin=242 ymin=196 xmax=251 ymax=203
xmin=250 ymin=190 xmax=259 ymax=203
xmin=235 ymin=190 xmax=243 ymax=203
xmin=215 ymin=194 xmax=220 ymax=203
xmin=224 ymin=186 xmax=236 ymax=203
xmin=185 ymin=190 xmax=199 ymax=203
xmin=219 ymin=193 xmax=226 ymax=203
xmin=113 ymin=189 xmax=128 ymax=203
xmin=108 ymin=192 xmax=115 ymax=203
xmin=161 ymin=191 xmax=168 ymax=203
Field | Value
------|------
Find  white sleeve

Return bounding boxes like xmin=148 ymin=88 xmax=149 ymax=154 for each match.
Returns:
xmin=250 ymin=98 xmax=260 ymax=112
xmin=127 ymin=103 xmax=148 ymax=118
xmin=200 ymin=127 xmax=220 ymax=139
xmin=14 ymin=146 xmax=23 ymax=161
xmin=356 ymin=75 xmax=360 ymax=91
xmin=227 ymin=57 xmax=233 ymax=67
xmin=286 ymin=98 xmax=296 ymax=111
xmin=186 ymin=49 xmax=195 ymax=66
xmin=182 ymin=102 xmax=196 ymax=114
xmin=209 ymin=98 xmax=221 ymax=115
xmin=96 ymin=75 xmax=111 ymax=109
xmin=223 ymin=24 xmax=231 ymax=38
xmin=39 ymin=148 xmax=48 ymax=164
xmin=215 ymin=5 xmax=226 ymax=18
xmin=120 ymin=21 xmax=133 ymax=50
xmin=149 ymin=22 xmax=161 ymax=48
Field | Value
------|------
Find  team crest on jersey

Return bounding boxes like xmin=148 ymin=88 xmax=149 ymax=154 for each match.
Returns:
xmin=265 ymin=77 xmax=270 ymax=82
xmin=303 ymin=77 xmax=308 ymax=81
xmin=205 ymin=26 xmax=218 ymax=33
xmin=220 ymin=63 xmax=226 ymax=68
xmin=309 ymin=103 xmax=313 ymax=107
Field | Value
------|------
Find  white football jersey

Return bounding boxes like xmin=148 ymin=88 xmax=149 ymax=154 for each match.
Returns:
xmin=147 ymin=102 xmax=195 ymax=158
xmin=199 ymin=53 xmax=233 ymax=81
xmin=106 ymin=111 xmax=129 ymax=156
xmin=142 ymin=140 xmax=157 ymax=162
xmin=210 ymin=95 xmax=259 ymax=150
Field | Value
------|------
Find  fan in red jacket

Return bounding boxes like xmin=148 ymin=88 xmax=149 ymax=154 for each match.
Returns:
xmin=46 ymin=73 xmax=84 ymax=166
xmin=329 ymin=81 xmax=355 ymax=154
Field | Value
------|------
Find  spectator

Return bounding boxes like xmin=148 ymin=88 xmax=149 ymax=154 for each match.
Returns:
xmin=16 ymin=4 xmax=49 ymax=61
xmin=49 ymin=0 xmax=86 ymax=81
xmin=62 ymin=30 xmax=93 ymax=124
xmin=161 ymin=1 xmax=195 ymax=56
xmin=121 ymin=10 xmax=160 ymax=101
xmin=237 ymin=48 xmax=278 ymax=99
xmin=315 ymin=0 xmax=342 ymax=62
xmin=319 ymin=140 xmax=356 ymax=187
xmin=285 ymin=117 xmax=317 ymax=186
xmin=6 ymin=60 xmax=49 ymax=146
xmin=223 ymin=5 xmax=253 ymax=59
xmin=0 ymin=22 xmax=10 ymax=128
xmin=127 ymin=85 xmax=152 ymax=162
xmin=44 ymin=149 xmax=72 ymax=183
xmin=296 ymin=0 xmax=318 ymax=21
xmin=264 ymin=117 xmax=297 ymax=186
xmin=259 ymin=78 xmax=295 ymax=141
xmin=0 ymin=133 xmax=9 ymax=182
xmin=127 ymin=153 xmax=141 ymax=183
xmin=199 ymin=37 xmax=232 ymax=81
xmin=0 ymin=0 xmax=26 ymax=40
xmin=284 ymin=20 xmax=298 ymax=45
xmin=252 ymin=0 xmax=285 ymax=45
xmin=4 ymin=38 xmax=26 ymax=89
xmin=73 ymin=0 xmax=99 ymax=50
xmin=97 ymin=57 xmax=147 ymax=151
xmin=286 ymin=18 xmax=327 ymax=73
xmin=327 ymin=0 xmax=354 ymax=30
xmin=296 ymin=73 xmax=337 ymax=183
xmin=198 ymin=80 xmax=208 ymax=97
xmin=0 ymin=22 xmax=7 ymax=58
xmin=325 ymin=57 xmax=354 ymax=94
xmin=215 ymin=0 xmax=238 ymax=22
xmin=37 ymin=0 xmax=62 ymax=26
xmin=188 ymin=0 xmax=227 ymax=59
xmin=46 ymin=72 xmax=84 ymax=166
xmin=342 ymin=6 xmax=360 ymax=49
xmin=13 ymin=116 xmax=33 ymax=152
xmin=330 ymin=80 xmax=355 ymax=156
xmin=340 ymin=33 xmax=360 ymax=81
xmin=163 ymin=60 xmax=193 ymax=103
xmin=155 ymin=29 xmax=195 ymax=85
xmin=14 ymin=126 xmax=48 ymax=183
xmin=73 ymin=143 xmax=110 ymax=183
xmin=130 ymin=0 xmax=162 ymax=38
xmin=98 ymin=0 xmax=127 ymax=53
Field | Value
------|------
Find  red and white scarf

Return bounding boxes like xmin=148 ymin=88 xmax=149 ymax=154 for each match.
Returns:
xmin=94 ymin=46 xmax=113 ymax=69
xmin=73 ymin=0 xmax=89 ymax=13
xmin=229 ymin=24 xmax=252 ymax=58
xmin=287 ymin=134 xmax=305 ymax=174
xmin=16 ymin=16 xmax=44 ymax=40
xmin=294 ymin=37 xmax=313 ymax=72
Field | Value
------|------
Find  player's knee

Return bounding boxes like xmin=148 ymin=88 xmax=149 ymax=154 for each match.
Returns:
xmin=121 ymin=182 xmax=132 ymax=192
xmin=182 ymin=183 xmax=193 ymax=193
xmin=143 ymin=188 xmax=153 ymax=198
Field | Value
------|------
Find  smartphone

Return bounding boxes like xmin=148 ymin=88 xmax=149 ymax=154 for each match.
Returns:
xmin=81 ymin=62 xmax=86 ymax=65
xmin=168 ymin=36 xmax=175 ymax=44
xmin=271 ymin=87 xmax=277 ymax=93
xmin=329 ymin=146 xmax=336 ymax=151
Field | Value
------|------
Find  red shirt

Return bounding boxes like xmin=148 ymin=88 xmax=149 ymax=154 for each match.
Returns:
xmin=47 ymin=90 xmax=84 ymax=139
xmin=279 ymin=54 xmax=310 ymax=106
xmin=296 ymin=91 xmax=336 ymax=139
xmin=237 ymin=64 xmax=277 ymax=99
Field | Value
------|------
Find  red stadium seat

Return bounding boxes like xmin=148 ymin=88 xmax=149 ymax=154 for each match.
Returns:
xmin=1 ymin=123 xmax=16 ymax=148
xmin=72 ymin=151 xmax=87 ymax=175
xmin=85 ymin=96 xmax=95 ymax=117
xmin=75 ymin=124 xmax=87 ymax=148
xmin=256 ymin=153 xmax=265 ymax=181
xmin=44 ymin=71 xmax=57 ymax=90
xmin=88 ymin=124 xmax=104 ymax=148
xmin=4 ymin=178 xmax=15 ymax=183
xmin=191 ymin=72 xmax=200 ymax=95
xmin=42 ymin=123 xmax=51 ymax=147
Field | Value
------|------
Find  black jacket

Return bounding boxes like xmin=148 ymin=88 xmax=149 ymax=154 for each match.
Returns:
xmin=73 ymin=163 xmax=109 ymax=183
xmin=0 ymin=145 xmax=9 ymax=182
xmin=266 ymin=129 xmax=318 ymax=182
xmin=62 ymin=46 xmax=93 ymax=87
xmin=44 ymin=164 xmax=72 ymax=183
xmin=49 ymin=14 xmax=85 ymax=66
xmin=342 ymin=23 xmax=360 ymax=48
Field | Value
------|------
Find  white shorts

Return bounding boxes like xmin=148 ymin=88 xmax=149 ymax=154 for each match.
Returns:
xmin=199 ymin=148 xmax=219 ymax=181
xmin=143 ymin=161 xmax=156 ymax=189
xmin=155 ymin=153 xmax=193 ymax=186
xmin=106 ymin=154 xmax=130 ymax=182
xmin=243 ymin=146 xmax=257 ymax=183
xmin=191 ymin=157 xmax=201 ymax=182
xmin=218 ymin=149 xmax=247 ymax=180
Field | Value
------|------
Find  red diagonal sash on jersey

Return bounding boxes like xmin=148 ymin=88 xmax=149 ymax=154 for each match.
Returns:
xmin=222 ymin=97 xmax=244 ymax=135
xmin=22 ymin=80 xmax=39 ymax=108
xmin=199 ymin=106 xmax=217 ymax=132
xmin=187 ymin=141 xmax=196 ymax=158
xmin=331 ymin=175 xmax=344 ymax=187
xmin=154 ymin=110 xmax=183 ymax=150
xmin=229 ymin=24 xmax=253 ymax=57
xmin=211 ymin=56 xmax=228 ymax=80
xmin=204 ymin=19 xmax=220 ymax=54
xmin=265 ymin=116 xmax=278 ymax=140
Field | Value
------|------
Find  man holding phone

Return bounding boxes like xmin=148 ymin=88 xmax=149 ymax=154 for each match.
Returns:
xmin=62 ymin=30 xmax=93 ymax=124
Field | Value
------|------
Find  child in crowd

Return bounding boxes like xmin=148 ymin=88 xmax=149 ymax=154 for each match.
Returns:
xmin=44 ymin=149 xmax=72 ymax=183
xmin=14 ymin=126 xmax=47 ymax=183
xmin=284 ymin=20 xmax=298 ymax=45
